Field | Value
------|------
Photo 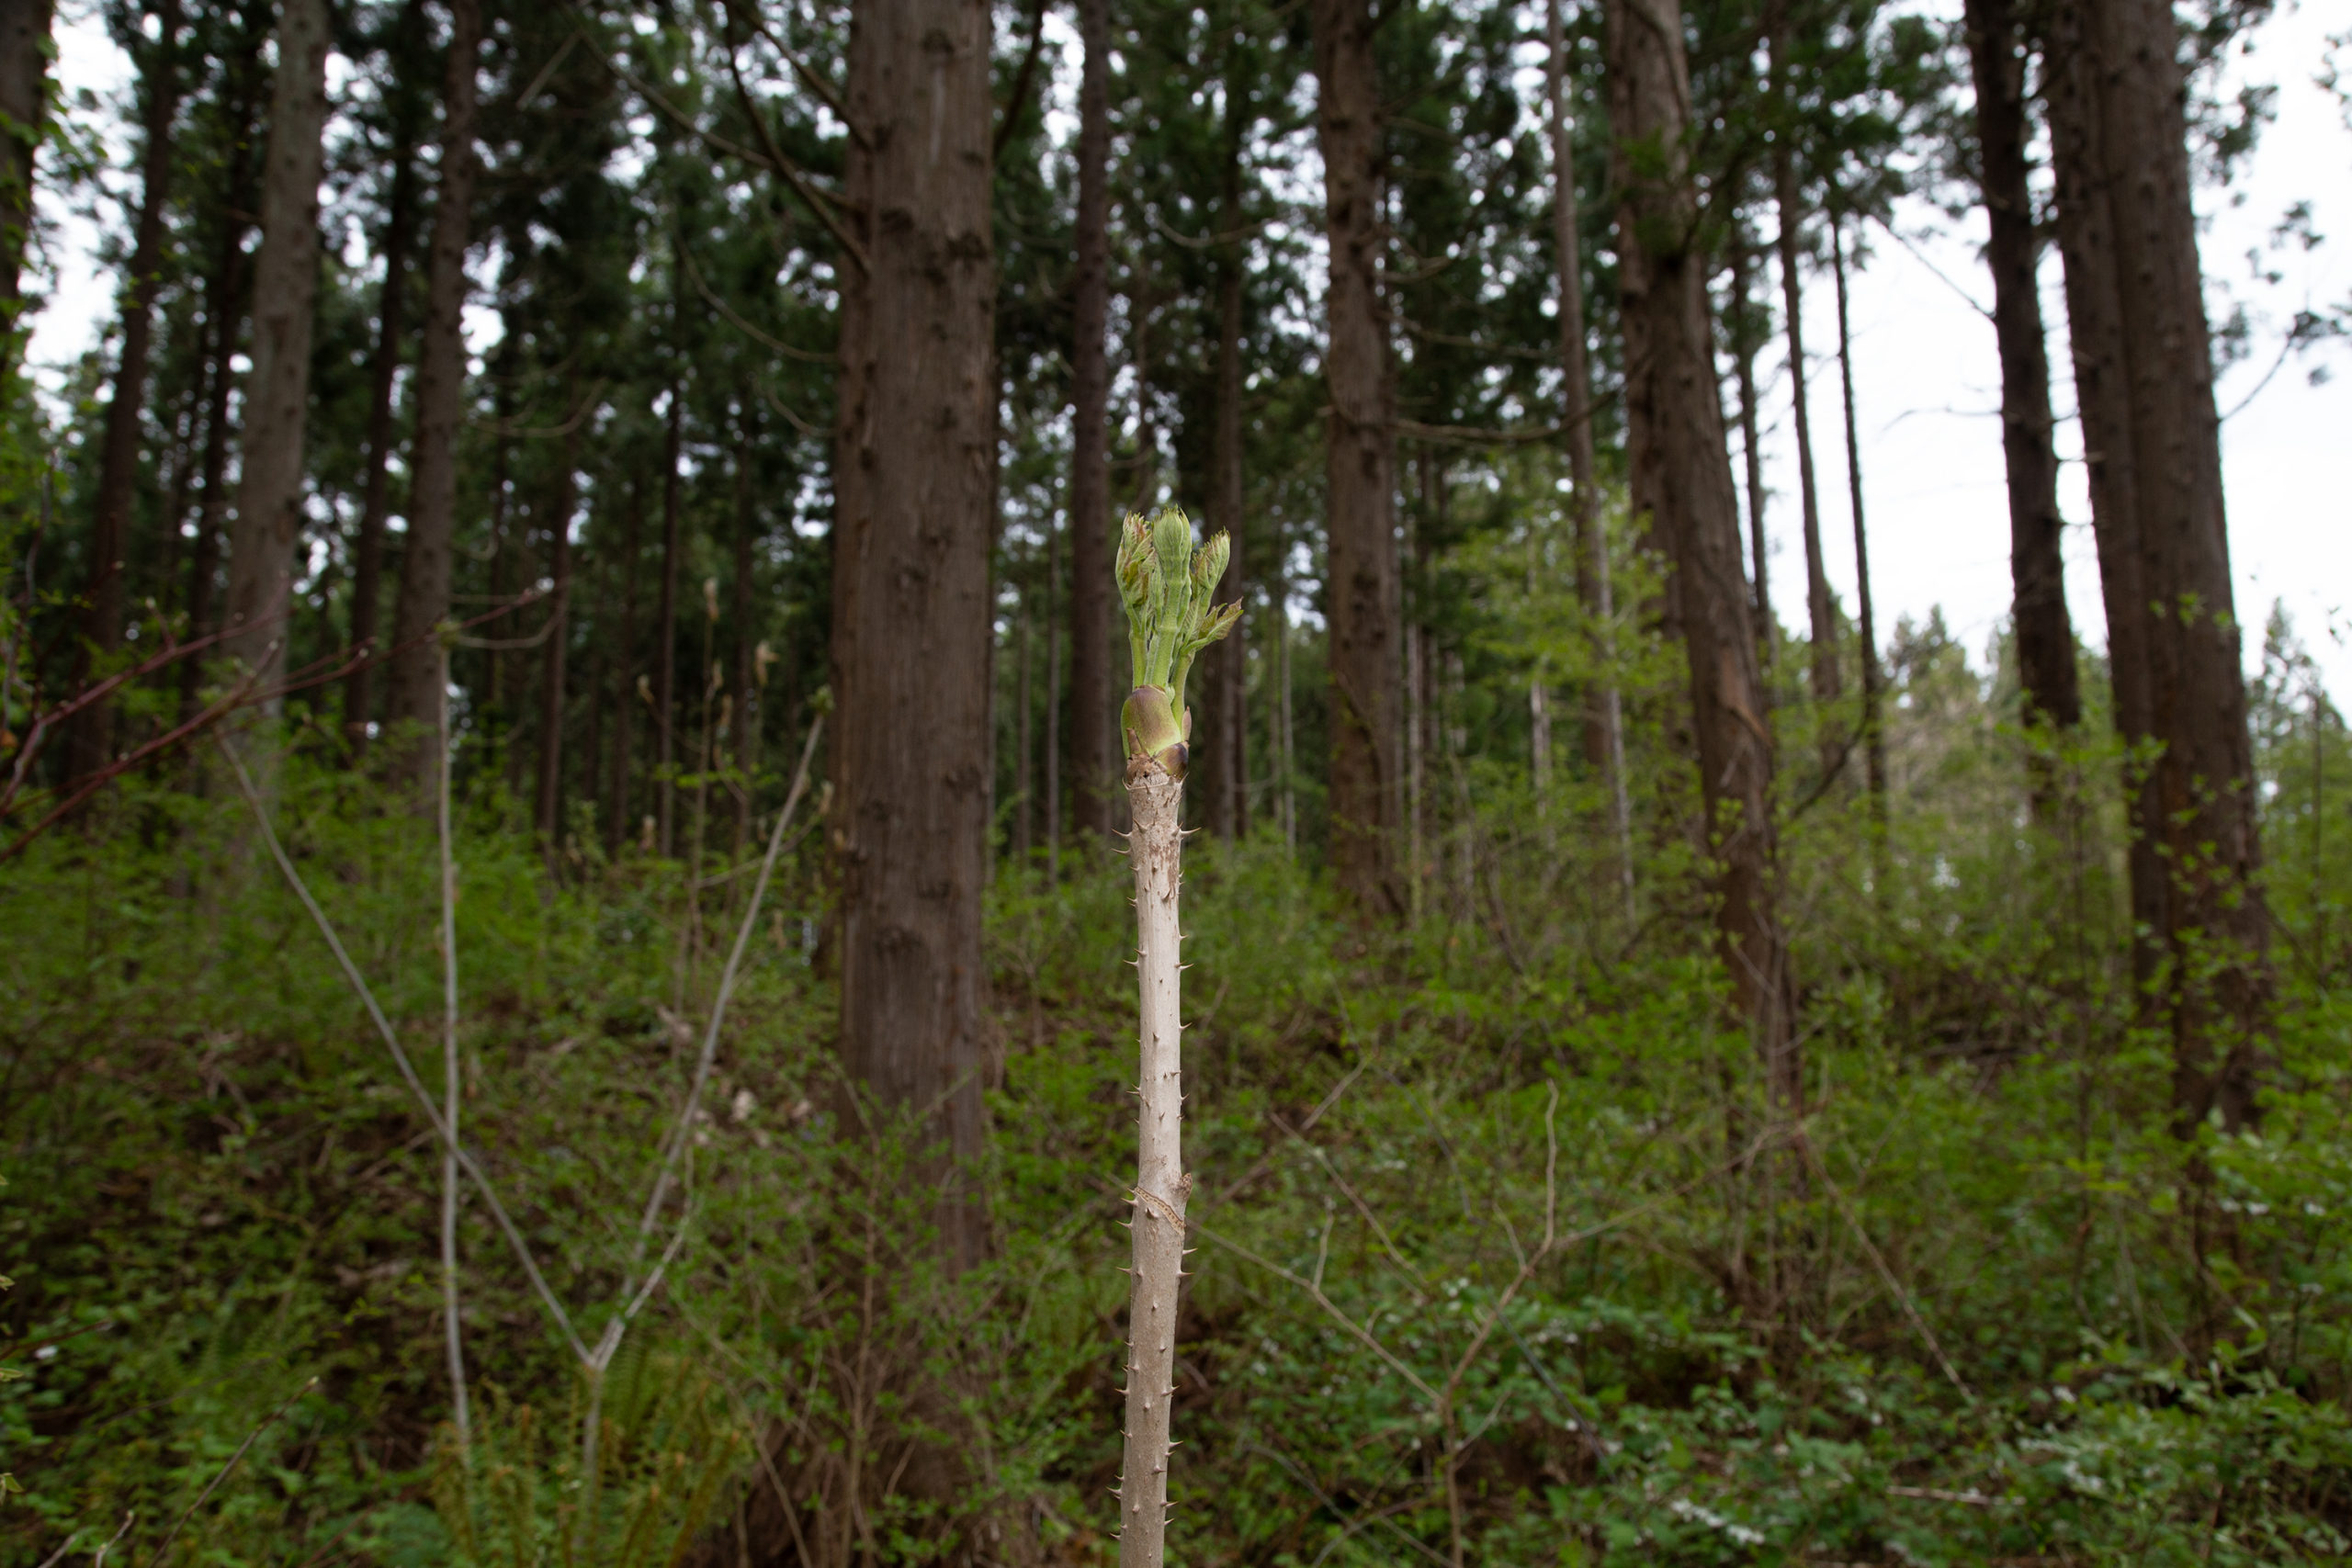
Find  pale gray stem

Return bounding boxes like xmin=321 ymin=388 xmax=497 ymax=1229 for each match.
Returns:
xmin=628 ymin=715 xmax=824 ymax=1292
xmin=435 ymin=642 xmax=471 ymax=1447
xmin=219 ymin=734 xmax=593 ymax=1369
xmin=1116 ymin=760 xmax=1189 ymax=1568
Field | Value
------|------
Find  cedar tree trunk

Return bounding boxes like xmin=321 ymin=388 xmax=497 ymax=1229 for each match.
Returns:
xmin=1965 ymin=0 xmax=2081 ymax=734
xmin=2045 ymin=0 xmax=2269 ymax=1128
xmin=1770 ymin=113 xmax=1840 ymax=716
xmin=1605 ymin=0 xmax=1796 ymax=1099
xmin=383 ymin=0 xmax=482 ymax=783
xmin=831 ymin=0 xmax=995 ymax=1264
xmin=68 ymin=0 xmax=182 ymax=779
xmin=1549 ymin=0 xmax=1632 ymax=899
xmin=1067 ymin=0 xmax=1114 ymax=841
xmin=0 ymin=0 xmax=48 ymax=316
xmin=220 ymin=0 xmax=330 ymax=706
xmin=533 ymin=436 xmax=577 ymax=845
xmin=1310 ymin=0 xmax=1402 ymax=915
xmin=655 ymin=393 xmax=682 ymax=856
xmin=345 ymin=144 xmax=419 ymax=751
xmin=1830 ymin=220 xmax=1886 ymax=820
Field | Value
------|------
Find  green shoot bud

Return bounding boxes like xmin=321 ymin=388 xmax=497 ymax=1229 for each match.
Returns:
xmin=1115 ymin=504 xmax=1238 ymax=763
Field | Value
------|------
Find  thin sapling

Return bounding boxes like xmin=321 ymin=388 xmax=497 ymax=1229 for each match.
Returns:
xmin=1113 ymin=505 xmax=1239 ymax=1565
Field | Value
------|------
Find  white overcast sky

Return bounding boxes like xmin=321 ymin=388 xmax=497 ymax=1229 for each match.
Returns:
xmin=28 ymin=0 xmax=2352 ymax=693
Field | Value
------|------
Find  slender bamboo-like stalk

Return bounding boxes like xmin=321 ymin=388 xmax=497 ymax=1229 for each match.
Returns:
xmin=1114 ymin=506 xmax=1238 ymax=1567
xmin=435 ymin=637 xmax=471 ymax=1447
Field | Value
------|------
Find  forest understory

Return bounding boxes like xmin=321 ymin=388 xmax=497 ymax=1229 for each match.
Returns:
xmin=0 ymin=0 xmax=2339 ymax=1549
xmin=7 ymin=621 xmax=2352 ymax=1567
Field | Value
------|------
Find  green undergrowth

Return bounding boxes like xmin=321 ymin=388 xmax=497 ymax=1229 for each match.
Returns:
xmin=3 ymin=742 xmax=2351 ymax=1564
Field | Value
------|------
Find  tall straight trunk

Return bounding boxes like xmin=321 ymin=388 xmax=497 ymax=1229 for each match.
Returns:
xmin=149 ymin=366 xmax=198 ymax=621
xmin=345 ymin=144 xmax=420 ymax=752
xmin=831 ymin=0 xmax=994 ymax=1265
xmin=1548 ymin=0 xmax=1632 ymax=903
xmin=732 ymin=423 xmax=760 ymax=853
xmin=68 ymin=0 xmax=183 ymax=779
xmin=383 ymin=0 xmax=482 ymax=784
xmin=655 ymin=393 xmax=682 ymax=857
xmin=1276 ymin=572 xmax=1295 ymax=852
xmin=0 ymin=0 xmax=51 ymax=320
xmin=1066 ymin=0 xmax=1114 ymax=842
xmin=1770 ymin=116 xmax=1840 ymax=716
xmin=220 ymin=0 xmax=330 ymax=712
xmin=1045 ymin=516 xmax=1061 ymax=877
xmin=1830 ymin=217 xmax=1887 ymax=823
xmin=1606 ymin=0 xmax=1795 ymax=1097
xmin=2045 ymin=0 xmax=2268 ymax=1128
xmin=481 ymin=412 xmax=513 ymax=714
xmin=1729 ymin=228 xmax=1771 ymax=649
xmin=607 ymin=479 xmax=643 ymax=854
xmin=178 ymin=123 xmax=260 ymax=723
xmin=580 ymin=538 xmax=604 ymax=840
xmin=1310 ymin=0 xmax=1402 ymax=916
xmin=533 ymin=435 xmax=577 ymax=845
xmin=1201 ymin=261 xmax=1248 ymax=840
xmin=1965 ymin=0 xmax=2080 ymax=736
xmin=1014 ymin=589 xmax=1033 ymax=862
xmin=1125 ymin=286 xmax=1159 ymax=513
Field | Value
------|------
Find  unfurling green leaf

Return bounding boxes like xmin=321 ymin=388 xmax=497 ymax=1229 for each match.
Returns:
xmin=1115 ymin=505 xmax=1238 ymax=761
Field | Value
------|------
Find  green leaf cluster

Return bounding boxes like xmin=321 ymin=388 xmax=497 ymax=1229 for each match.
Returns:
xmin=1114 ymin=504 xmax=1239 ymax=770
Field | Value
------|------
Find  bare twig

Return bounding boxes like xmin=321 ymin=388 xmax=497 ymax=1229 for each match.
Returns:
xmin=1805 ymin=1145 xmax=1975 ymax=1402
xmin=1194 ymin=1226 xmax=1440 ymax=1402
xmin=628 ymin=716 xmax=825 ymax=1288
xmin=219 ymin=736 xmax=594 ymax=1369
xmin=143 ymin=1377 xmax=316 ymax=1567
xmin=86 ymin=1512 xmax=134 ymax=1568
xmin=676 ymin=237 xmax=833 ymax=363
xmin=713 ymin=32 xmax=870 ymax=274
xmin=992 ymin=0 xmax=1048 ymax=158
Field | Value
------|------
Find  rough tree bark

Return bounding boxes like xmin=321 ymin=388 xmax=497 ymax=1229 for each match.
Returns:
xmin=344 ymin=143 xmax=420 ymax=752
xmin=383 ymin=0 xmax=482 ymax=785
xmin=1310 ymin=0 xmax=1402 ymax=915
xmin=831 ymin=0 xmax=995 ymax=1264
xmin=220 ymin=0 xmax=331 ymax=710
xmin=0 ymin=0 xmax=51 ymax=318
xmin=2044 ymin=0 xmax=2269 ymax=1128
xmin=68 ymin=0 xmax=183 ymax=780
xmin=1605 ymin=0 xmax=1796 ymax=1099
xmin=1548 ymin=0 xmax=1633 ymax=905
xmin=1066 ymin=0 xmax=1114 ymax=842
xmin=1964 ymin=0 xmax=2080 ymax=736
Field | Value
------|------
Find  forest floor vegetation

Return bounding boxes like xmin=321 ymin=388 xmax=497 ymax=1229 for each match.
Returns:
xmin=6 ymin=726 xmax=2352 ymax=1566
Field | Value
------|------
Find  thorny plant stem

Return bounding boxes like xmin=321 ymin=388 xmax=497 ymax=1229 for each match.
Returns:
xmin=1117 ymin=756 xmax=1188 ymax=1568
xmin=1112 ymin=506 xmax=1235 ymax=1568
xmin=436 ymin=640 xmax=472 ymax=1446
